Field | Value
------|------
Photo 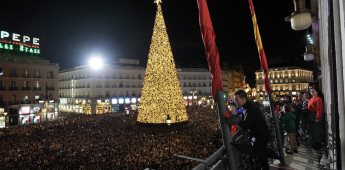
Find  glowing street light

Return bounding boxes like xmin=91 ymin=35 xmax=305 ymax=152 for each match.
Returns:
xmin=285 ymin=0 xmax=312 ymax=31
xmin=190 ymin=89 xmax=198 ymax=105
xmin=166 ymin=114 xmax=171 ymax=125
xmin=88 ymin=56 xmax=104 ymax=70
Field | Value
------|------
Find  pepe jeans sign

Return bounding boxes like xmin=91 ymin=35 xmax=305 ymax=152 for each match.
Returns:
xmin=0 ymin=30 xmax=40 ymax=54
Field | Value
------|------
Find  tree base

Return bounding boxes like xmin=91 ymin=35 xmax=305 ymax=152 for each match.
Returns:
xmin=135 ymin=121 xmax=190 ymax=132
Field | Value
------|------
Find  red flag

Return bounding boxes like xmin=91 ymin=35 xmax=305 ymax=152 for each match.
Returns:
xmin=248 ymin=0 xmax=272 ymax=94
xmin=197 ymin=0 xmax=223 ymax=99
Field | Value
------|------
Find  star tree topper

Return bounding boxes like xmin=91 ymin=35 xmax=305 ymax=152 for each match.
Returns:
xmin=154 ymin=0 xmax=162 ymax=5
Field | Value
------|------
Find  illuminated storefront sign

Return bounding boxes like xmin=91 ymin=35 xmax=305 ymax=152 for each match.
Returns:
xmin=131 ymin=98 xmax=137 ymax=103
xmin=0 ymin=30 xmax=40 ymax=54
xmin=118 ymin=98 xmax=124 ymax=104
xmin=125 ymin=98 xmax=131 ymax=104
xmin=111 ymin=98 xmax=118 ymax=104
xmin=20 ymin=106 xmax=31 ymax=114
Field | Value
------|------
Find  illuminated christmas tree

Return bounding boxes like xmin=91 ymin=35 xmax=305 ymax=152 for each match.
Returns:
xmin=137 ymin=0 xmax=188 ymax=124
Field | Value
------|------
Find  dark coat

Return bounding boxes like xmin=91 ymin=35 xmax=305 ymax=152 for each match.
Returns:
xmin=280 ymin=111 xmax=296 ymax=133
xmin=239 ymin=101 xmax=271 ymax=144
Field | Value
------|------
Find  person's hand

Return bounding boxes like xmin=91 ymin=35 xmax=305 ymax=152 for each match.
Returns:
xmin=315 ymin=119 xmax=320 ymax=123
xmin=229 ymin=105 xmax=238 ymax=115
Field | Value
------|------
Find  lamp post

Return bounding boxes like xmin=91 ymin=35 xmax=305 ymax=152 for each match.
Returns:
xmin=43 ymin=82 xmax=48 ymax=122
xmin=88 ymin=55 xmax=104 ymax=114
xmin=285 ymin=0 xmax=312 ymax=31
xmin=166 ymin=114 xmax=171 ymax=125
xmin=189 ymin=89 xmax=197 ymax=106
xmin=304 ymin=34 xmax=315 ymax=61
xmin=3 ymin=112 xmax=7 ymax=128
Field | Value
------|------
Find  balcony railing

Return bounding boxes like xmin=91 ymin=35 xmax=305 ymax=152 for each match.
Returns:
xmin=9 ymin=87 xmax=19 ymax=91
xmin=75 ymin=95 xmax=88 ymax=98
xmin=33 ymin=87 xmax=42 ymax=91
xmin=21 ymin=74 xmax=31 ymax=78
xmin=21 ymin=100 xmax=32 ymax=104
xmin=9 ymin=73 xmax=18 ymax=77
xmin=21 ymin=87 xmax=31 ymax=90
xmin=47 ymin=87 xmax=55 ymax=90
xmin=8 ymin=101 xmax=20 ymax=105
xmin=33 ymin=75 xmax=41 ymax=78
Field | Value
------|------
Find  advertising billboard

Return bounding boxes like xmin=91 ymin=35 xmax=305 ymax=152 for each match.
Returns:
xmin=20 ymin=106 xmax=31 ymax=114
xmin=0 ymin=30 xmax=40 ymax=55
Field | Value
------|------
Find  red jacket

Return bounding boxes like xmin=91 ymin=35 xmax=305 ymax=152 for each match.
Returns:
xmin=308 ymin=96 xmax=324 ymax=121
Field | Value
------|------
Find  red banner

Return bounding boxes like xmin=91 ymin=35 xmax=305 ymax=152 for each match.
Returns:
xmin=197 ymin=0 xmax=223 ymax=99
xmin=248 ymin=0 xmax=272 ymax=95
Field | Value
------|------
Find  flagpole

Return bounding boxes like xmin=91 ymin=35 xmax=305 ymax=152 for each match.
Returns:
xmin=268 ymin=92 xmax=286 ymax=166
xmin=197 ymin=0 xmax=238 ymax=168
xmin=216 ymin=91 xmax=238 ymax=170
xmin=247 ymin=0 xmax=286 ymax=166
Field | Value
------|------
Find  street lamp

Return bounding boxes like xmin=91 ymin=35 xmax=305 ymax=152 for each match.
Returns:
xmin=88 ymin=56 xmax=104 ymax=71
xmin=285 ymin=0 xmax=312 ymax=31
xmin=304 ymin=34 xmax=315 ymax=61
xmin=166 ymin=114 xmax=171 ymax=125
xmin=304 ymin=45 xmax=315 ymax=61
xmin=190 ymin=89 xmax=197 ymax=105
xmin=3 ymin=112 xmax=7 ymax=128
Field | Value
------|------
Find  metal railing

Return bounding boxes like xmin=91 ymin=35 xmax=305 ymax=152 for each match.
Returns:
xmin=177 ymin=91 xmax=238 ymax=170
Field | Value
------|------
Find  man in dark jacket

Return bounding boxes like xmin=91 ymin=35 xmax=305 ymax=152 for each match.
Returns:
xmin=229 ymin=90 xmax=272 ymax=169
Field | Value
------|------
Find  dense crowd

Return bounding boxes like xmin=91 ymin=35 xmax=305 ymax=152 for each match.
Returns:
xmin=0 ymin=106 xmax=222 ymax=169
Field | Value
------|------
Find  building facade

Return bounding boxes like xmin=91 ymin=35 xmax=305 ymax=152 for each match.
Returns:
xmin=59 ymin=61 xmax=233 ymax=114
xmin=318 ymin=1 xmax=345 ymax=168
xmin=59 ymin=63 xmax=146 ymax=114
xmin=223 ymin=66 xmax=245 ymax=96
xmin=0 ymin=54 xmax=59 ymax=126
xmin=255 ymin=67 xmax=313 ymax=101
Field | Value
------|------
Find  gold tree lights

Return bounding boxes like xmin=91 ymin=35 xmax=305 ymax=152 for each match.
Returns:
xmin=137 ymin=0 xmax=188 ymax=124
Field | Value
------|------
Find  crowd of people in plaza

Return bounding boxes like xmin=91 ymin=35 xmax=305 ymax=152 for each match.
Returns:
xmin=0 ymin=83 xmax=327 ymax=169
xmin=0 ymin=106 xmax=223 ymax=169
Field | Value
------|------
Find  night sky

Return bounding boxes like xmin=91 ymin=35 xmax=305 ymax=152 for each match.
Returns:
xmin=1 ymin=0 xmax=308 ymax=86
